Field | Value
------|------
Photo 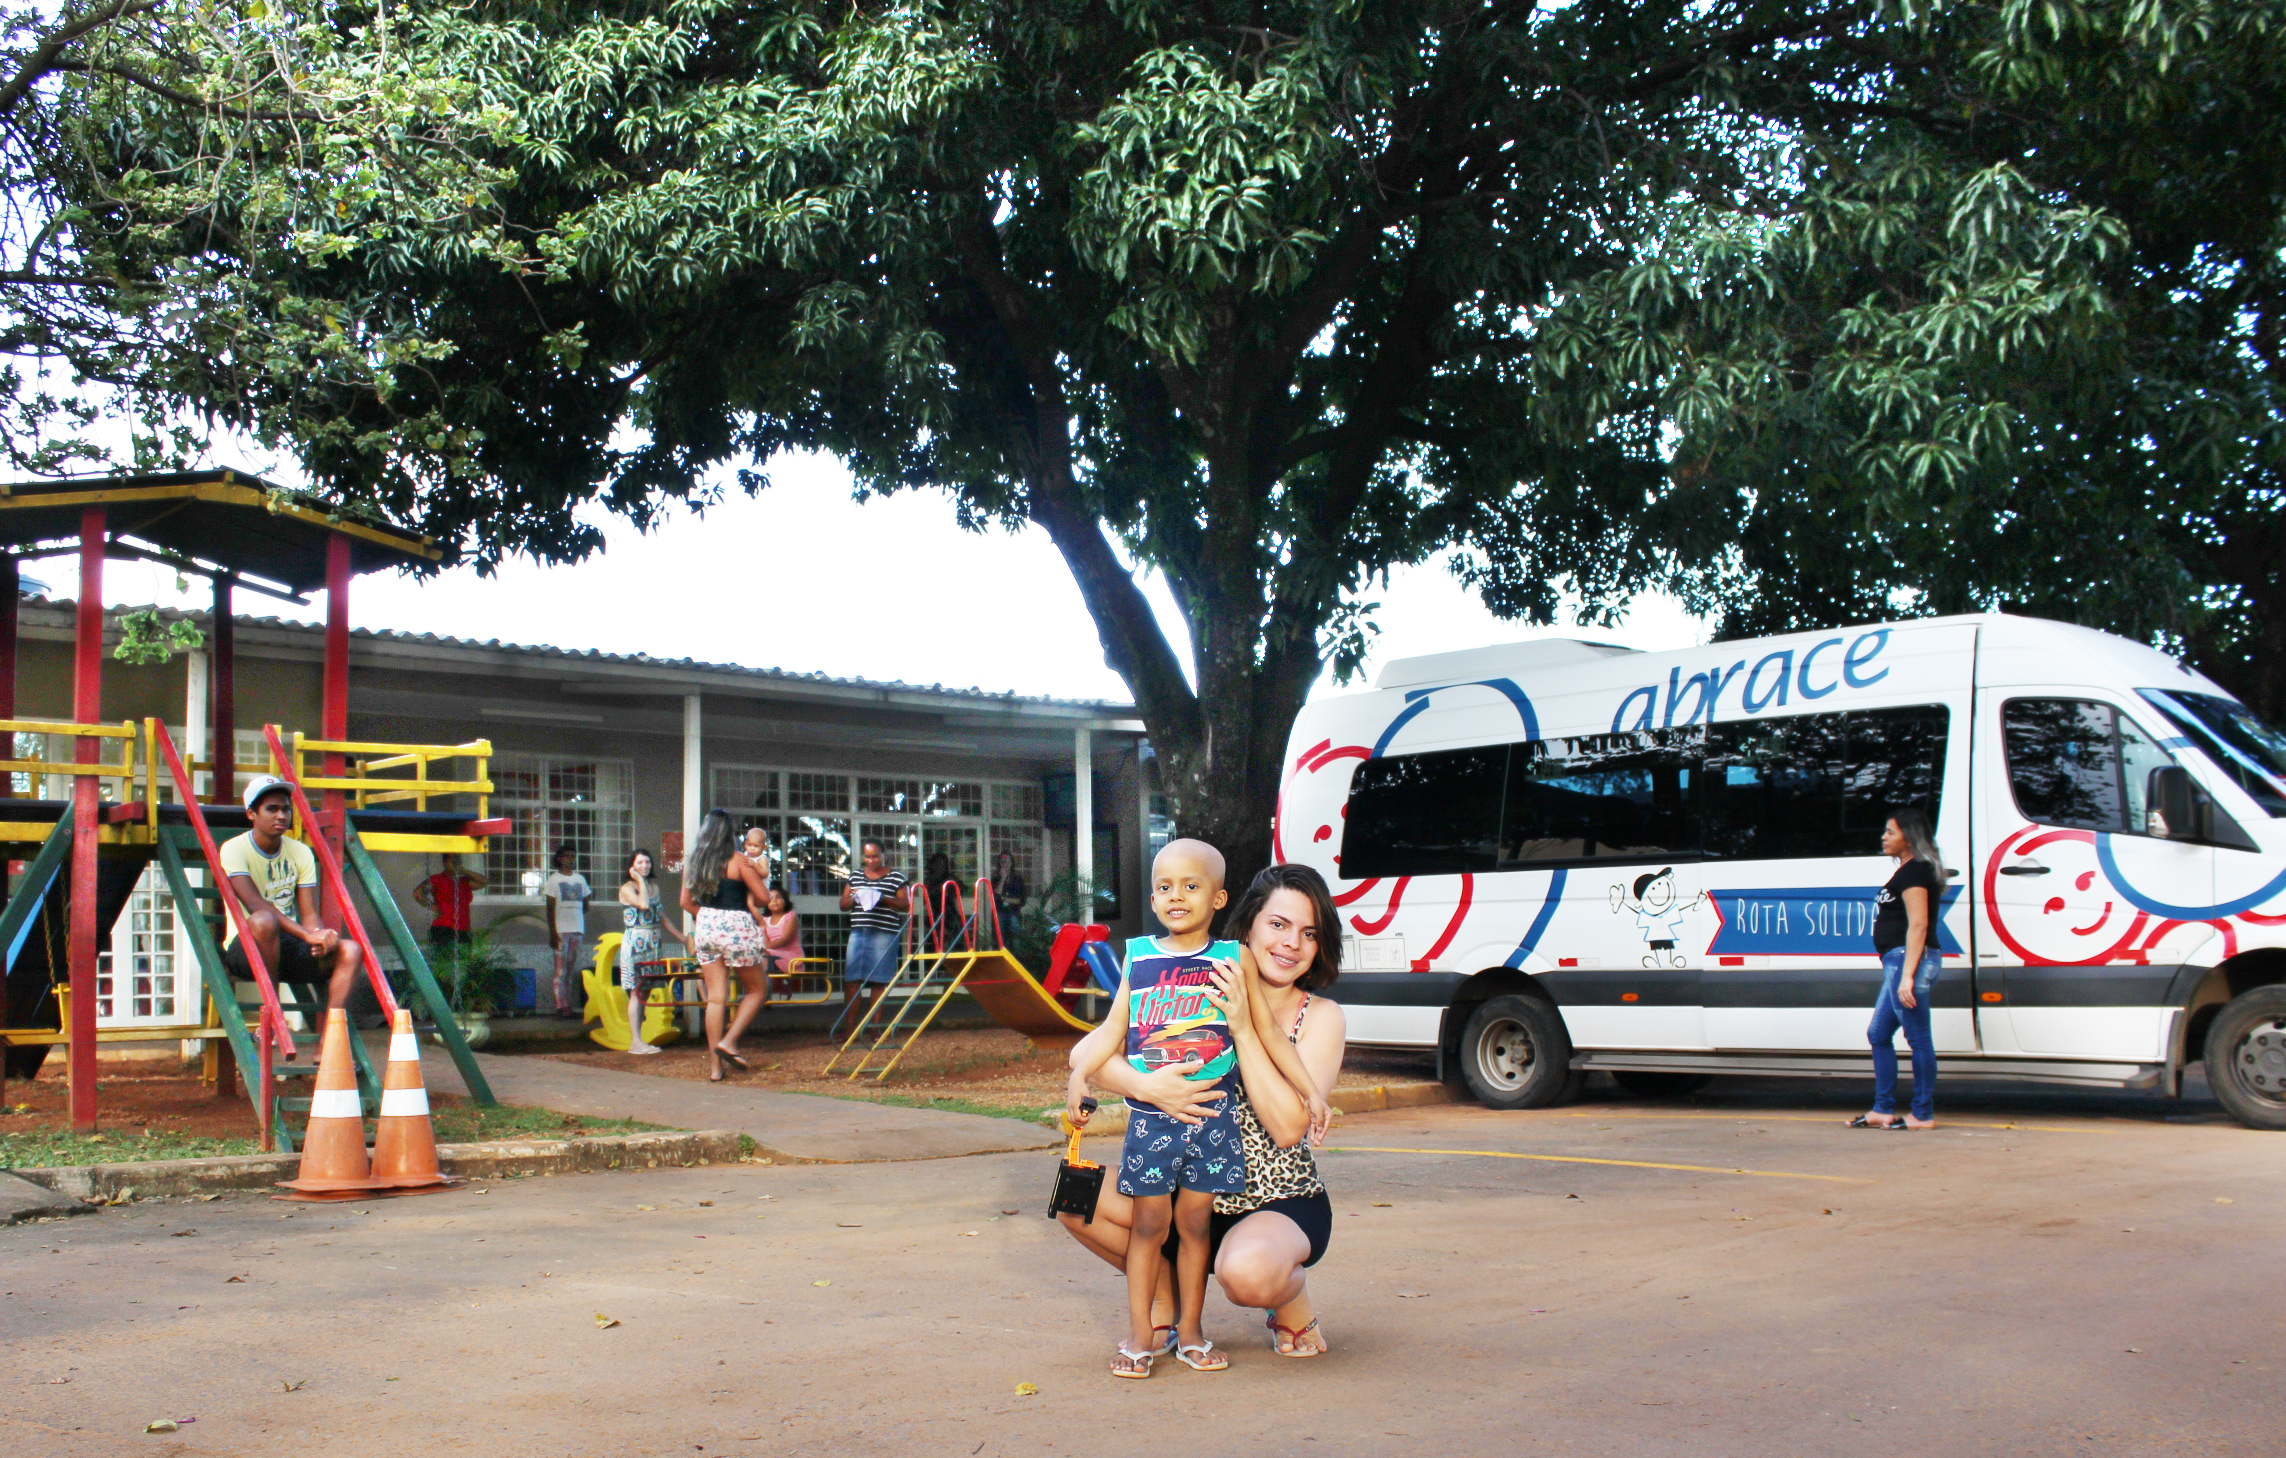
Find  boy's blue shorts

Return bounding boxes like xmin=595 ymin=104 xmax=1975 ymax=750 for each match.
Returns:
xmin=1117 ymin=1102 xmax=1247 ymax=1197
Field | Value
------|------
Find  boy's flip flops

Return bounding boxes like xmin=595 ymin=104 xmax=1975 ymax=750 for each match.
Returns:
xmin=1109 ymin=1344 xmax=1157 ymax=1379
xmin=1175 ymin=1340 xmax=1228 ymax=1372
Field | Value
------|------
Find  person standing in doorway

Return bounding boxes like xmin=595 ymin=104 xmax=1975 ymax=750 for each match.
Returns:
xmin=414 ymin=852 xmax=487 ymax=959
xmin=839 ymin=838 xmax=912 ymax=1024
xmin=542 ymin=844 xmax=592 ymax=1019
xmin=1851 ymin=807 xmax=1946 ymax=1130
xmin=990 ymin=849 xmax=1028 ymax=940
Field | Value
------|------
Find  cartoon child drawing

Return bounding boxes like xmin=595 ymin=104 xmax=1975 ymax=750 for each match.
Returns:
xmin=1610 ymin=867 xmax=1705 ymax=968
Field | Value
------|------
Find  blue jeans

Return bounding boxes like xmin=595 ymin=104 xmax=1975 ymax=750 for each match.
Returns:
xmin=844 ymin=928 xmax=904 ymax=985
xmin=1869 ymin=948 xmax=1941 ymax=1120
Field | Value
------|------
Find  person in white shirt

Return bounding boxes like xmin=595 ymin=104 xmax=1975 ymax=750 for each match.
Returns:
xmin=542 ymin=844 xmax=593 ymax=1018
xmin=219 ymin=776 xmax=364 ymax=1008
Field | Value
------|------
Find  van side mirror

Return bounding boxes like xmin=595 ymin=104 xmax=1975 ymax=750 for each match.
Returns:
xmin=2149 ymin=766 xmax=2201 ymax=841
xmin=2148 ymin=765 xmax=2259 ymax=849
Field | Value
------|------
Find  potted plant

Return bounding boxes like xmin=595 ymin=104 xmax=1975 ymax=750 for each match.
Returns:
xmin=433 ymin=931 xmax=518 ymax=1050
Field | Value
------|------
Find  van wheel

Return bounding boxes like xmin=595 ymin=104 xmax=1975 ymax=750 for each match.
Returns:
xmin=1458 ymin=995 xmax=1578 ymax=1110
xmin=2205 ymin=985 xmax=2286 ymax=1131
xmin=1613 ymin=1071 xmax=1711 ymax=1098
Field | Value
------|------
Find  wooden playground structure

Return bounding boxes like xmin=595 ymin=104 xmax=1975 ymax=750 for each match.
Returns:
xmin=0 ymin=472 xmax=506 ymax=1143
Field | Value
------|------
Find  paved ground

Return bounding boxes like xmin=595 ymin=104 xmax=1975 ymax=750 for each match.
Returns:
xmin=1 ymin=1078 xmax=2278 ymax=1457
xmin=418 ymin=1044 xmax=1064 ymax=1163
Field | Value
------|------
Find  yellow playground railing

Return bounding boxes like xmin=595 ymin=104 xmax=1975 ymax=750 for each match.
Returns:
xmin=0 ymin=718 xmax=139 ymax=801
xmin=289 ymin=733 xmax=492 ymax=817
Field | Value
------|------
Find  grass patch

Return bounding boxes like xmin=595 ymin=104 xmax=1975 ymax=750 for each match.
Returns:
xmin=0 ymin=1102 xmax=671 ymax=1168
xmin=0 ymin=1128 xmax=261 ymax=1166
xmin=830 ymin=1091 xmax=1053 ymax=1124
xmin=431 ymin=1102 xmax=673 ymax=1142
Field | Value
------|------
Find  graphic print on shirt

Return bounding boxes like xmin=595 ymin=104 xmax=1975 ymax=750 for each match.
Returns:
xmin=1124 ymin=937 xmax=1243 ymax=1083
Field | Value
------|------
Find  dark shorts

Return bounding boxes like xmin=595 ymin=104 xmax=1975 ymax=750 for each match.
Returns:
xmin=1118 ymin=1105 xmax=1247 ymax=1197
xmin=223 ymin=934 xmax=326 ymax=985
xmin=1161 ymin=1191 xmax=1333 ymax=1270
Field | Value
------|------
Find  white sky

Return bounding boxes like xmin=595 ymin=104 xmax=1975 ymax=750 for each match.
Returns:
xmin=51 ymin=449 xmax=1710 ymax=705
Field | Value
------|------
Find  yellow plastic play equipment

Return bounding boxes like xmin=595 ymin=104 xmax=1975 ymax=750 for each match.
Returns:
xmin=581 ymin=933 xmax=681 ymax=1050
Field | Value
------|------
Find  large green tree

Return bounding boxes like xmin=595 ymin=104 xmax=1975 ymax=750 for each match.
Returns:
xmin=1548 ymin=1 xmax=2286 ymax=716
xmin=158 ymin=0 xmax=1926 ymax=874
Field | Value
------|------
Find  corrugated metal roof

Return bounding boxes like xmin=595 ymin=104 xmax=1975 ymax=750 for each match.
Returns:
xmin=22 ymin=597 xmax=1137 ymax=713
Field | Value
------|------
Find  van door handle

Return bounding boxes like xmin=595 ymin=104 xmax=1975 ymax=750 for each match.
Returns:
xmin=1998 ymin=863 xmax=2050 ymax=876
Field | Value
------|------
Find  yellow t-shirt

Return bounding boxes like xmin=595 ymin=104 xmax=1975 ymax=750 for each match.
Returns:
xmin=218 ymin=831 xmax=318 ymax=945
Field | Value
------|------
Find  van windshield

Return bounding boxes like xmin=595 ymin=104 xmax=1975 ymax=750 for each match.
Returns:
xmin=2139 ymin=689 xmax=2286 ymax=818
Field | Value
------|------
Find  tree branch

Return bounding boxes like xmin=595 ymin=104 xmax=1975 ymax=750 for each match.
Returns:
xmin=0 ymin=0 xmax=162 ymax=118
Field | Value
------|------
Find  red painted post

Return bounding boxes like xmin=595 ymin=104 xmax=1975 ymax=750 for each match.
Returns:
xmin=68 ymin=508 xmax=103 ymax=1132
xmin=320 ymin=534 xmax=350 ymax=930
xmin=0 ymin=553 xmax=17 ymax=721
xmin=211 ymin=576 xmax=235 ymax=805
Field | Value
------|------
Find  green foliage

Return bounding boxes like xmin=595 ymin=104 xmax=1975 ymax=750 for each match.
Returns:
xmin=432 ymin=929 xmax=517 ymax=1016
xmin=111 ymin=607 xmax=205 ymax=665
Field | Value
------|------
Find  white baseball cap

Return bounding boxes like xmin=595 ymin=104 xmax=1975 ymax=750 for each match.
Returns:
xmin=242 ymin=775 xmax=292 ymax=813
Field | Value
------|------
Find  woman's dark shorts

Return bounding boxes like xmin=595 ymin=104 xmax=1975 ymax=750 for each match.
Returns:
xmin=1160 ymin=1190 xmax=1332 ymax=1271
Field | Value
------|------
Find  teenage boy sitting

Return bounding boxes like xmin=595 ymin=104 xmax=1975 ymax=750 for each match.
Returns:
xmin=219 ymin=776 xmax=362 ymax=1008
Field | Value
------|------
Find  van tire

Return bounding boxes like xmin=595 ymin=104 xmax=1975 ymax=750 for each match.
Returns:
xmin=1613 ymin=1071 xmax=1711 ymax=1098
xmin=2205 ymin=984 xmax=2286 ymax=1131
xmin=1458 ymin=995 xmax=1577 ymax=1110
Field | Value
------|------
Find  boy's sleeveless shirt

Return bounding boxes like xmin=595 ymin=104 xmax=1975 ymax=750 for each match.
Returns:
xmin=1123 ymin=936 xmax=1243 ymax=1084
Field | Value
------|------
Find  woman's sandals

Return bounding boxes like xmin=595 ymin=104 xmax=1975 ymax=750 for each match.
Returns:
xmin=1109 ymin=1344 xmax=1157 ymax=1379
xmin=1266 ymin=1310 xmax=1328 ymax=1358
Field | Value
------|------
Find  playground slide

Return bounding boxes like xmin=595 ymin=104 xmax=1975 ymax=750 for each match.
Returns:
xmin=957 ymin=949 xmax=1099 ymax=1044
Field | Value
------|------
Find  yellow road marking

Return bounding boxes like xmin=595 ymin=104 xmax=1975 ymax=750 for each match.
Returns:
xmin=1323 ymin=1145 xmax=1868 ymax=1184
xmin=1541 ymin=1110 xmax=2103 ymax=1134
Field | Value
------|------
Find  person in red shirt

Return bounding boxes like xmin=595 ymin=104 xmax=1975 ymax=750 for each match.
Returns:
xmin=414 ymin=853 xmax=489 ymax=955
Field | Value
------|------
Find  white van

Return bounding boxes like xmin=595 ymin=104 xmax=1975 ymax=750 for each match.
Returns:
xmin=1276 ymin=614 xmax=2286 ymax=1129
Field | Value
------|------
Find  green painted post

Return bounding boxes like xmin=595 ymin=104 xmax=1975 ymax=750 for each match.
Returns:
xmin=342 ymin=830 xmax=495 ymax=1105
xmin=0 ymin=813 xmax=76 ymax=962
xmin=153 ymin=830 xmax=292 ymax=1149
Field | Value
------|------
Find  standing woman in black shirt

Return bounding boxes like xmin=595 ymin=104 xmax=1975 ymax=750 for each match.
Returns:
xmin=1853 ymin=807 xmax=1946 ymax=1129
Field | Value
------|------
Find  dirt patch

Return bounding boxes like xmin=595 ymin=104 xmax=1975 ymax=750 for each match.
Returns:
xmin=0 ymin=1060 xmax=358 ymax=1144
xmin=533 ymin=1023 xmax=1438 ymax=1117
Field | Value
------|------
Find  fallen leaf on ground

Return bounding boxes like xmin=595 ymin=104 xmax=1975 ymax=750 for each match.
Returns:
xmin=812 ymin=1280 xmax=831 ymax=1287
xmin=196 ymin=1194 xmax=220 ymax=1202
xmin=44 ymin=1376 xmax=68 ymax=1384
xmin=170 ymin=1229 xmax=198 ymax=1238
xmin=144 ymin=1420 xmax=178 ymax=1433
xmin=698 ymin=1201 xmax=713 ymax=1207
xmin=595 ymin=1313 xmax=621 ymax=1329
xmin=999 ymin=1209 xmax=1018 ymax=1216
xmin=836 ymin=1222 xmax=862 ymax=1228
xmin=1014 ymin=1383 xmax=1039 ymax=1397
xmin=280 ymin=1379 xmax=309 ymax=1392
xmin=1396 ymin=1291 xmax=1428 ymax=1299
xmin=224 ymin=1275 xmax=245 ymax=1283
xmin=961 ymin=1231 xmax=979 ymax=1237
xmin=1372 ymin=1202 xmax=1392 ymax=1207
xmin=636 ymin=1205 xmax=656 ymax=1212
xmin=2216 ymin=1197 xmax=2234 ymax=1204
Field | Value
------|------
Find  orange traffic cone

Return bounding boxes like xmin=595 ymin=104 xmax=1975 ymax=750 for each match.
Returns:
xmin=370 ymin=1009 xmax=460 ymax=1193
xmin=275 ymin=1008 xmax=383 ymax=1201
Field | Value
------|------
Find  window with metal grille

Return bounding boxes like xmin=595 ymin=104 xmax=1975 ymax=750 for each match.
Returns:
xmin=485 ymin=754 xmax=635 ymax=888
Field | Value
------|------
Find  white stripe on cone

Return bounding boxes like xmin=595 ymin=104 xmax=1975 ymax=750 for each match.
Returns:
xmin=389 ymin=1032 xmax=419 ymax=1062
xmin=308 ymin=1087 xmax=363 ymax=1121
xmin=379 ymin=1087 xmax=430 ymax=1118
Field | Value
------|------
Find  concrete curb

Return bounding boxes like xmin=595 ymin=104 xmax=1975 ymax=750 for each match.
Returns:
xmin=1039 ymin=1080 xmax=1461 ymax=1137
xmin=8 ymin=1129 xmax=751 ymax=1202
xmin=0 ymin=1169 xmax=96 ymax=1224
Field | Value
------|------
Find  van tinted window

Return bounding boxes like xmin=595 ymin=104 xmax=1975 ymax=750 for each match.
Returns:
xmin=1502 ymin=731 xmax=1696 ymax=864
xmin=1342 ymin=705 xmax=1949 ymax=873
xmin=1701 ymin=707 xmax=1947 ymax=860
xmin=2004 ymin=698 xmax=2173 ymax=834
xmin=1342 ymin=745 xmax=1506 ymax=876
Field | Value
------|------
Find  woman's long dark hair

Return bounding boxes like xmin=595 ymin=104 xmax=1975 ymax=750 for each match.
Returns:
xmin=688 ymin=809 xmax=738 ymax=900
xmin=1223 ymin=863 xmax=1341 ymax=993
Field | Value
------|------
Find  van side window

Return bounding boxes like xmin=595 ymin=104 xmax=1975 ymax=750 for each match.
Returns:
xmin=1701 ymin=706 xmax=1947 ymax=861
xmin=1342 ymin=745 xmax=1506 ymax=876
xmin=1501 ymin=731 xmax=1696 ymax=865
xmin=2004 ymin=698 xmax=2182 ymax=835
